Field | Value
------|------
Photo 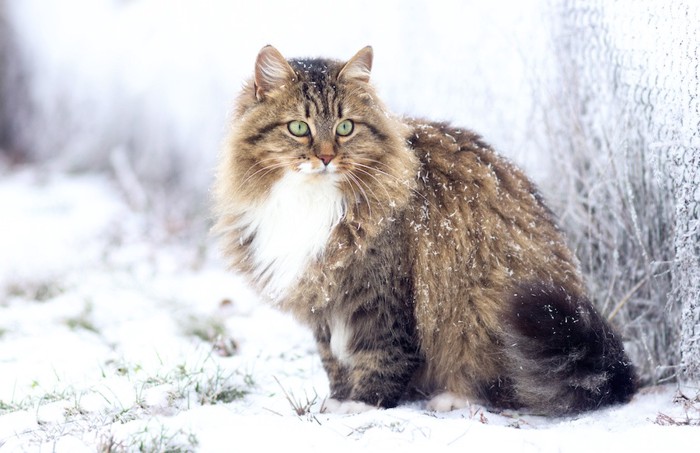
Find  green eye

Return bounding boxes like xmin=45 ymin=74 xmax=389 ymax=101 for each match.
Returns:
xmin=288 ymin=120 xmax=310 ymax=137
xmin=336 ymin=119 xmax=354 ymax=137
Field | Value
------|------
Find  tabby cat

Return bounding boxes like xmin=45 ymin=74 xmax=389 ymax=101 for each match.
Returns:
xmin=213 ymin=45 xmax=637 ymax=415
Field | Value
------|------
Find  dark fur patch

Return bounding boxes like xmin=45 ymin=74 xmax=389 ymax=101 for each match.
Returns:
xmin=357 ymin=120 xmax=389 ymax=142
xmin=476 ymin=377 xmax=519 ymax=411
xmin=292 ymin=58 xmax=339 ymax=117
xmin=503 ymin=283 xmax=638 ymax=414
xmin=245 ymin=121 xmax=284 ymax=145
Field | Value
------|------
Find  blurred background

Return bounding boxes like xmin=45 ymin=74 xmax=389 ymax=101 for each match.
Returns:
xmin=1 ymin=0 xmax=698 ymax=386
xmin=0 ymin=0 xmax=554 ymax=221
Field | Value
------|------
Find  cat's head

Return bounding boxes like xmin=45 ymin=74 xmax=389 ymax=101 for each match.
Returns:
xmin=220 ymin=46 xmax=416 ymax=212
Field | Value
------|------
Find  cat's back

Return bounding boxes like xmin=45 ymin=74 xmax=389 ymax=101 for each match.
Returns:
xmin=406 ymin=120 xmax=537 ymax=208
xmin=404 ymin=118 xmax=582 ymax=292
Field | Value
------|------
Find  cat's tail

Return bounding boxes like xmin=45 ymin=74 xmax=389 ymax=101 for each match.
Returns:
xmin=500 ymin=283 xmax=638 ymax=415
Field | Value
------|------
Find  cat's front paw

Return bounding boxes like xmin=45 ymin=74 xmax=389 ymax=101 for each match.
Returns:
xmin=426 ymin=392 xmax=471 ymax=412
xmin=320 ymin=398 xmax=377 ymax=414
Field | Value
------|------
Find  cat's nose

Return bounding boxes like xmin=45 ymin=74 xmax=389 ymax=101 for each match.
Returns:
xmin=318 ymin=154 xmax=334 ymax=166
xmin=317 ymin=141 xmax=336 ymax=166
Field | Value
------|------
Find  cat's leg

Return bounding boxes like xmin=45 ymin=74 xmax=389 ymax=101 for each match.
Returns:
xmin=315 ymin=299 xmax=420 ymax=412
xmin=315 ymin=327 xmax=377 ymax=413
xmin=314 ymin=327 xmax=352 ymax=401
xmin=337 ymin=301 xmax=422 ymax=409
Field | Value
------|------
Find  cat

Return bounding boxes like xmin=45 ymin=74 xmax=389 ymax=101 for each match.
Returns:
xmin=213 ymin=45 xmax=637 ymax=415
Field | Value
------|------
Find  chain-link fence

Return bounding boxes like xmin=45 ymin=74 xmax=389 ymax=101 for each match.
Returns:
xmin=542 ymin=0 xmax=699 ymax=383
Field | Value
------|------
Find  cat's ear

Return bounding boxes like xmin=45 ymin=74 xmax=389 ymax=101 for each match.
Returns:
xmin=338 ymin=46 xmax=373 ymax=83
xmin=254 ymin=45 xmax=296 ymax=101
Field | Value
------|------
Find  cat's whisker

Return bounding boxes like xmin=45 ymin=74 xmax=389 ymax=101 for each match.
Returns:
xmin=351 ymin=158 xmax=395 ymax=177
xmin=350 ymin=166 xmax=393 ymax=207
xmin=353 ymin=159 xmax=443 ymax=219
xmin=350 ymin=163 xmax=425 ymax=220
xmin=353 ymin=157 xmax=415 ymax=184
xmin=352 ymin=159 xmax=417 ymax=193
xmin=235 ymin=159 xmax=295 ymax=193
xmin=345 ymin=171 xmax=374 ymax=219
xmin=339 ymin=173 xmax=360 ymax=207
xmin=339 ymin=174 xmax=362 ymax=214
xmin=354 ymin=162 xmax=394 ymax=182
xmin=352 ymin=160 xmax=420 ymax=195
xmin=237 ymin=158 xmax=290 ymax=183
xmin=343 ymin=171 xmax=373 ymax=219
xmin=237 ymin=155 xmax=291 ymax=184
xmin=352 ymin=156 xmax=394 ymax=173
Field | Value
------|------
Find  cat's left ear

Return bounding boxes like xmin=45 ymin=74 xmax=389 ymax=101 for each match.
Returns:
xmin=254 ymin=45 xmax=297 ymax=101
xmin=338 ymin=46 xmax=373 ymax=83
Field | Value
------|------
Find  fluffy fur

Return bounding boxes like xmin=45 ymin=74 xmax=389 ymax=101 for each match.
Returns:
xmin=213 ymin=45 xmax=637 ymax=415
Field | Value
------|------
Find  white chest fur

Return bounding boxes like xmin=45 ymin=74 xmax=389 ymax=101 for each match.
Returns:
xmin=238 ymin=171 xmax=345 ymax=300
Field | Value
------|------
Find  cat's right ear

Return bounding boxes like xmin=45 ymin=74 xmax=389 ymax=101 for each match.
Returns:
xmin=254 ymin=45 xmax=296 ymax=101
xmin=338 ymin=46 xmax=373 ymax=83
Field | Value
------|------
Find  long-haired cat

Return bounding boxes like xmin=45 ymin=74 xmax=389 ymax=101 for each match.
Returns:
xmin=213 ymin=45 xmax=637 ymax=415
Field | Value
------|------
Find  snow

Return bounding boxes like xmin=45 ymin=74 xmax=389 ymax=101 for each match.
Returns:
xmin=1 ymin=167 xmax=698 ymax=452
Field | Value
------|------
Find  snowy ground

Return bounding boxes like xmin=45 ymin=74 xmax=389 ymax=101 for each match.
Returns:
xmin=1 ymin=166 xmax=699 ymax=452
